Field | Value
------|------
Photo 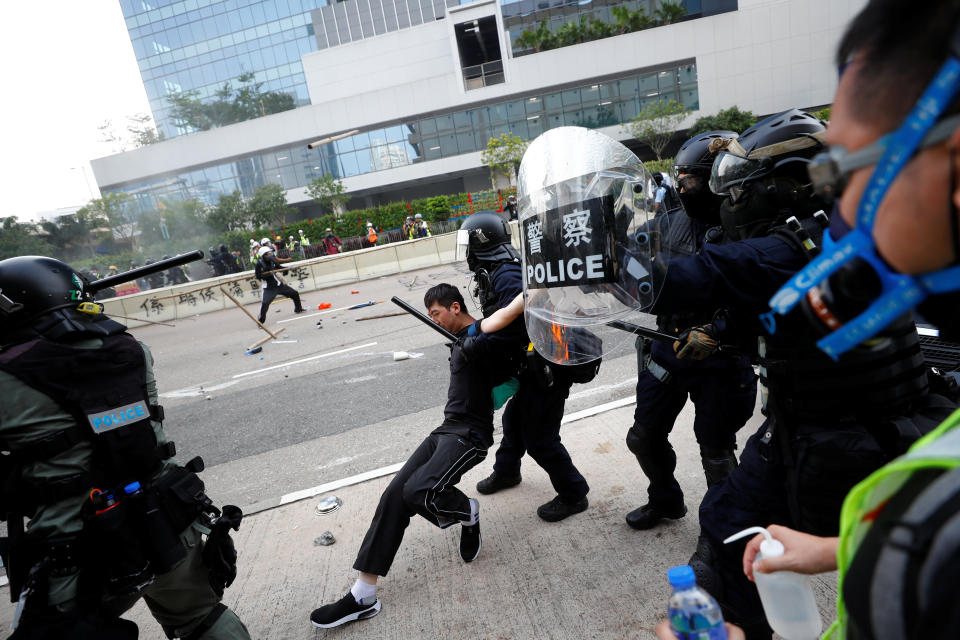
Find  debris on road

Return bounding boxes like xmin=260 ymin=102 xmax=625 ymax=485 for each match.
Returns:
xmin=314 ymin=531 xmax=336 ymax=546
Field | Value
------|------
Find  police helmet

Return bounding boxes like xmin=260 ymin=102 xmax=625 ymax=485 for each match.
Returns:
xmin=455 ymin=212 xmax=519 ymax=271
xmin=674 ymin=130 xmax=739 ymax=176
xmin=219 ymin=244 xmax=228 ymax=253
xmin=0 ymin=256 xmax=95 ymax=335
xmin=710 ymin=109 xmax=826 ymax=197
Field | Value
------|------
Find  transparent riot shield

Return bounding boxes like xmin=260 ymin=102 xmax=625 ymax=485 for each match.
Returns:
xmin=518 ymin=127 xmax=671 ymax=365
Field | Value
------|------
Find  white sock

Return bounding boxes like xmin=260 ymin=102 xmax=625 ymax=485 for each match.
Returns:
xmin=462 ymin=498 xmax=479 ymax=526
xmin=351 ymin=578 xmax=377 ymax=605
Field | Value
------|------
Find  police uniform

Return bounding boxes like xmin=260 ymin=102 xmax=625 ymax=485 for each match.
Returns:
xmin=352 ymin=327 xmax=496 ymax=576
xmin=0 ymin=331 xmax=249 ymax=639
xmin=472 ymin=261 xmax=590 ymax=506
xmin=652 ymin=223 xmax=955 ymax=637
xmin=627 ymin=211 xmax=757 ymax=524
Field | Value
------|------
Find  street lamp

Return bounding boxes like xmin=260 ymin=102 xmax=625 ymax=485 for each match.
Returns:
xmin=70 ymin=165 xmax=96 ymax=201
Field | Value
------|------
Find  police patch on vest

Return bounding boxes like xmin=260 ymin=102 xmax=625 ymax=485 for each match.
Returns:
xmin=87 ymin=401 xmax=150 ymax=433
xmin=523 ymin=195 xmax=618 ymax=290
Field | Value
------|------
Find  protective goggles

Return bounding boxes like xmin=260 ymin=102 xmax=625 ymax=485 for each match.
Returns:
xmin=765 ymin=54 xmax=960 ymax=360
xmin=708 ymin=152 xmax=772 ymax=196
xmin=806 ymin=113 xmax=960 ymax=202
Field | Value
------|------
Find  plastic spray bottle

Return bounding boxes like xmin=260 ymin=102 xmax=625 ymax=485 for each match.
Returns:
xmin=723 ymin=526 xmax=822 ymax=640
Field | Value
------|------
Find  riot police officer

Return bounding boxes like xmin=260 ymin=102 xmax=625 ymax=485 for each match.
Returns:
xmin=651 ymin=111 xmax=955 ymax=637
xmin=218 ymin=244 xmax=240 ymax=274
xmin=144 ymin=258 xmax=167 ymax=289
xmin=458 ymin=212 xmax=591 ymax=522
xmin=624 ymin=131 xmax=758 ymax=530
xmin=164 ymin=255 xmax=190 ymax=285
xmin=0 ymin=256 xmax=250 ymax=639
xmin=207 ymin=247 xmax=225 ymax=277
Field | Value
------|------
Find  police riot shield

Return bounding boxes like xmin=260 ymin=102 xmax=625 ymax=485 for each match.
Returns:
xmin=518 ymin=127 xmax=669 ymax=365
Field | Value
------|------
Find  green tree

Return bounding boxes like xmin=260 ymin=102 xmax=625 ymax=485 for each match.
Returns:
xmin=248 ymin=183 xmax=295 ymax=228
xmin=654 ymin=1 xmax=687 ymax=25
xmin=555 ymin=19 xmax=586 ymax=47
xmin=306 ymin=173 xmax=351 ymax=215
xmin=514 ymin=20 xmax=556 ymax=53
xmin=206 ymin=191 xmax=250 ymax=232
xmin=623 ymin=98 xmax=691 ymax=161
xmin=78 ymin=193 xmax=138 ymax=249
xmin=482 ymin=132 xmax=529 ymax=188
xmin=126 ymin=113 xmax=164 ymax=147
xmin=688 ymin=106 xmax=758 ymax=136
xmin=812 ymin=106 xmax=831 ymax=122
xmin=611 ymin=5 xmax=654 ymax=33
xmin=0 ymin=217 xmax=56 ymax=260
xmin=166 ymin=72 xmax=296 ymax=133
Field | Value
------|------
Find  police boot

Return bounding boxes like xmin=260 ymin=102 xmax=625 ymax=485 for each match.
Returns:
xmin=625 ymin=424 xmax=686 ymax=529
xmin=476 ymin=471 xmax=521 ymax=495
xmin=700 ymin=446 xmax=738 ymax=488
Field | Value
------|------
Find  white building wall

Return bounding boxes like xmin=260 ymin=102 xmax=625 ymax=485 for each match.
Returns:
xmin=92 ymin=0 xmax=865 ymax=195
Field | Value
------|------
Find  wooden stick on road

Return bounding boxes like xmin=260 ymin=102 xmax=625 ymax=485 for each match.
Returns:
xmin=106 ymin=313 xmax=176 ymax=328
xmin=219 ymin=286 xmax=278 ymax=339
xmin=246 ymin=326 xmax=286 ymax=351
xmin=355 ymin=311 xmax=407 ymax=322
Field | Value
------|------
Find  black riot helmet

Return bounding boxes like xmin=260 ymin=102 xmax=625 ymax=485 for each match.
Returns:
xmin=673 ymin=130 xmax=738 ymax=223
xmin=219 ymin=244 xmax=228 ymax=253
xmin=455 ymin=212 xmax=519 ymax=272
xmin=708 ymin=109 xmax=827 ymax=240
xmin=0 ymin=256 xmax=121 ymax=345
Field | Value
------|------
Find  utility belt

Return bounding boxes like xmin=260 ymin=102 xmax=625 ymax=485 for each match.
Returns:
xmin=4 ymin=458 xmax=236 ymax=622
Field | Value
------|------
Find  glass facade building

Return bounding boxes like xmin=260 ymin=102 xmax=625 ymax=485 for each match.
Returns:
xmin=120 ymin=0 xmax=329 ymax=139
xmin=108 ymin=61 xmax=698 ymax=213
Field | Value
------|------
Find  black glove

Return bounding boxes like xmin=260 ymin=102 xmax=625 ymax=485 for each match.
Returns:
xmin=674 ymin=324 xmax=720 ymax=360
xmin=202 ymin=505 xmax=243 ymax=597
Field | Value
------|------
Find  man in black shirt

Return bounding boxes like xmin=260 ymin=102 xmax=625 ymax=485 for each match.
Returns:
xmin=310 ymin=283 xmax=498 ymax=630
xmin=255 ymin=245 xmax=303 ymax=323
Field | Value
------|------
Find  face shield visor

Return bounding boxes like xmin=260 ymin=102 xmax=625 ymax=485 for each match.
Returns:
xmin=455 ymin=229 xmax=470 ymax=262
xmin=709 ymin=152 xmax=772 ymax=196
xmin=517 ymin=127 xmax=672 ymax=365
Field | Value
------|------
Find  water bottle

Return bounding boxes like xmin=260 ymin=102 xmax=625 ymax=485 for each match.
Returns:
xmin=667 ymin=565 xmax=728 ymax=640
xmin=723 ymin=526 xmax=822 ymax=640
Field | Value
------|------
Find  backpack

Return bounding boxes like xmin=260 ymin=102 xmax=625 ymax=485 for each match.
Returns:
xmin=254 ymin=259 xmax=264 ymax=281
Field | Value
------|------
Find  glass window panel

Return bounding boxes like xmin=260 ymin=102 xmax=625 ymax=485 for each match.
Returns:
xmin=384 ymin=125 xmax=406 ymax=143
xmin=561 ymin=88 xmax=581 ymax=107
xmin=526 ymin=114 xmax=545 ymax=137
xmin=680 ymin=87 xmax=699 ymax=110
xmin=419 ymin=118 xmax=437 ymax=135
xmin=334 ymin=136 xmax=355 ymax=153
xmin=618 ymin=98 xmax=639 ymax=122
xmin=636 ymin=73 xmax=657 ymax=93
xmin=352 ymin=130 xmax=371 ymax=149
xmin=525 ymin=96 xmax=543 ymax=115
xmin=544 ymin=92 xmax=562 ymax=111
xmin=423 ymin=138 xmax=441 ymax=160
xmin=439 ymin=133 xmax=458 ymax=156
xmin=453 ymin=110 xmax=473 ymax=130
xmin=488 ymin=103 xmax=508 ymax=124
xmin=658 ymin=69 xmax=679 ymax=90
xmin=599 ymin=81 xmax=619 ymax=100
xmin=507 ymin=120 xmax=528 ymax=139
xmin=577 ymin=82 xmax=599 ymax=103
xmin=504 ymin=100 xmax=525 ymax=119
xmin=678 ymin=64 xmax=697 ymax=84
xmin=546 ymin=112 xmax=564 ymax=130
xmin=355 ymin=149 xmax=373 ymax=175
xmin=563 ymin=109 xmax=584 ymax=127
xmin=456 ymin=131 xmax=479 ymax=154
xmin=435 ymin=114 xmax=454 ymax=132
xmin=340 ymin=151 xmax=360 ymax=176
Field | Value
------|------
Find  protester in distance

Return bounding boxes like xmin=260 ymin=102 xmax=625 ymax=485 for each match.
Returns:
xmin=309 ymin=283 xmax=510 ymax=629
xmin=402 ymin=216 xmax=415 ymax=239
xmin=0 ymin=256 xmax=250 ymax=639
xmin=254 ymin=245 xmax=304 ymax=324
xmin=322 ymin=227 xmax=342 ymax=255
xmin=413 ymin=213 xmax=431 ymax=238
xmin=504 ymin=194 xmax=519 ymax=220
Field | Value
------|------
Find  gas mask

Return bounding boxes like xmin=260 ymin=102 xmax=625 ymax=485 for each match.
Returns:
xmin=765 ymin=58 xmax=960 ymax=358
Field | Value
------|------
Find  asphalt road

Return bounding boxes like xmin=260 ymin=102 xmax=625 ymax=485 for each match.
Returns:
xmin=132 ymin=262 xmax=647 ymax=510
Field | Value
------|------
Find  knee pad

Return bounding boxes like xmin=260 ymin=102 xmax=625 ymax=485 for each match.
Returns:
xmin=626 ymin=423 xmax=659 ymax=456
xmin=699 ymin=446 xmax=738 ymax=487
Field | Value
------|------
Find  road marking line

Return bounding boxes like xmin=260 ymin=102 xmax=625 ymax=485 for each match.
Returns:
xmin=276 ymin=395 xmax=637 ymax=508
xmin=232 ymin=342 xmax=377 ymax=379
xmin=561 ymin=396 xmax=636 ymax=424
xmin=568 ymin=376 xmax=638 ymax=401
xmin=280 ymin=462 xmax=405 ymax=505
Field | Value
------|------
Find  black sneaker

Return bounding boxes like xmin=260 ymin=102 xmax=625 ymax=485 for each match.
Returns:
xmin=460 ymin=521 xmax=482 ymax=562
xmin=476 ymin=472 xmax=521 ymax=495
xmin=294 ymin=307 xmax=305 ymax=313
xmin=310 ymin=592 xmax=381 ymax=629
xmin=537 ymin=495 xmax=588 ymax=522
xmin=625 ymin=503 xmax=687 ymax=530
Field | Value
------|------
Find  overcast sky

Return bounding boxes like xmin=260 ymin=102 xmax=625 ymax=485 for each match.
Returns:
xmin=0 ymin=1 xmax=151 ymax=221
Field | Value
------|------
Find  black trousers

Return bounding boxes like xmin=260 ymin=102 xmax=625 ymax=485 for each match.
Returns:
xmin=493 ymin=374 xmax=589 ymax=502
xmin=257 ymin=284 xmax=301 ymax=322
xmin=353 ymin=432 xmax=487 ymax=577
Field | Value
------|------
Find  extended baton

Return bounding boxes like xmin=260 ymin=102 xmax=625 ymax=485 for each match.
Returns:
xmin=608 ymin=320 xmax=677 ymax=344
xmin=88 ymin=250 xmax=205 ymax=292
xmin=391 ymin=296 xmax=458 ymax=342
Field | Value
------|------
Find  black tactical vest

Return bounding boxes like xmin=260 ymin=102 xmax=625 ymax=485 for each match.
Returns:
xmin=0 ymin=333 xmax=172 ymax=499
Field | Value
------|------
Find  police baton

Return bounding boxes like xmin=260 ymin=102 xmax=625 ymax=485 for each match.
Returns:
xmin=608 ymin=319 xmax=678 ymax=344
xmin=88 ymin=250 xmax=205 ymax=293
xmin=390 ymin=296 xmax=458 ymax=342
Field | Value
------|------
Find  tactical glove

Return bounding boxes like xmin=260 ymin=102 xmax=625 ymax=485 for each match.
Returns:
xmin=673 ymin=325 xmax=719 ymax=360
xmin=202 ymin=505 xmax=243 ymax=597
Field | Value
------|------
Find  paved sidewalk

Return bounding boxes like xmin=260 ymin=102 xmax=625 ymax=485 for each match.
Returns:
xmin=1 ymin=402 xmax=839 ymax=639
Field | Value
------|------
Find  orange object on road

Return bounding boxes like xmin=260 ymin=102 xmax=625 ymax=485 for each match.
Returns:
xmin=318 ymin=303 xmax=332 ymax=310
xmin=350 ymin=290 xmax=360 ymax=294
